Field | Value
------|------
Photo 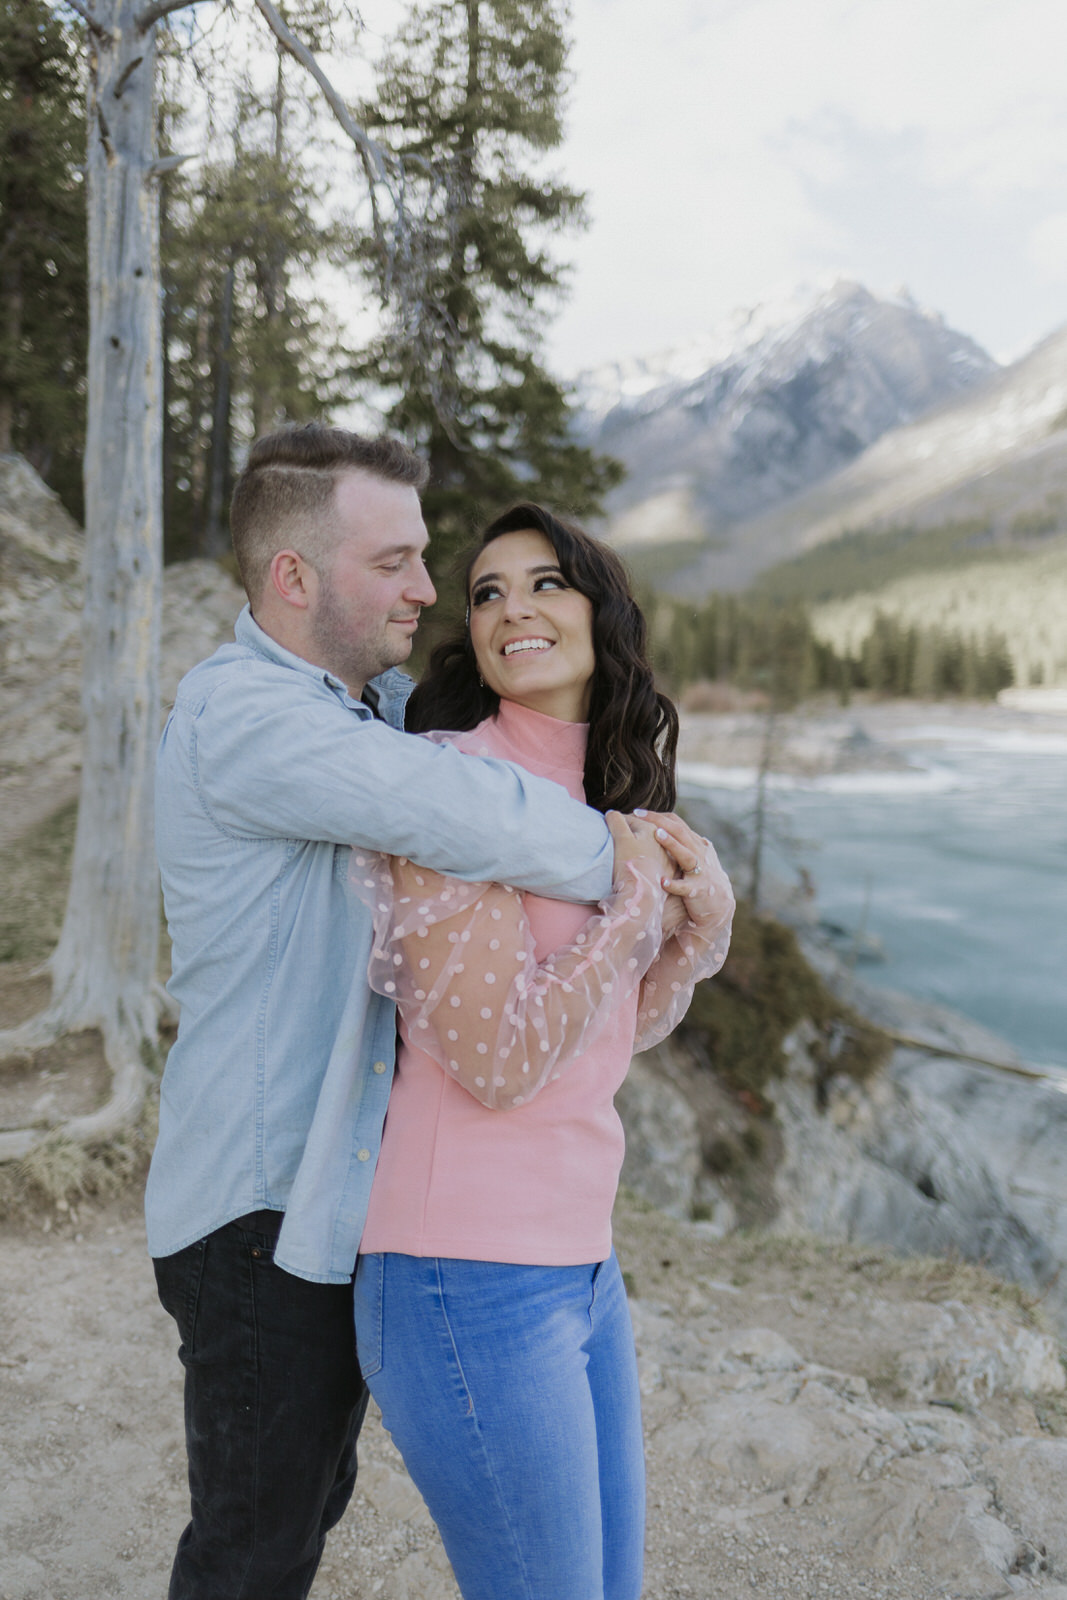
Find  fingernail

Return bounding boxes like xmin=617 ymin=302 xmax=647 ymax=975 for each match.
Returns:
xmin=634 ymin=808 xmax=647 ymax=816
xmin=656 ymin=827 xmax=667 ymax=839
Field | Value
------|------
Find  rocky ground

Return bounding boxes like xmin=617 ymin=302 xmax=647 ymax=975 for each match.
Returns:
xmin=7 ymin=1183 xmax=1067 ymax=1600
xmin=5 ymin=1183 xmax=1067 ymax=1600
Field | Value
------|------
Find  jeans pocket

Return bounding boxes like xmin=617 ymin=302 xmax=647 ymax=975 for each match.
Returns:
xmin=153 ymin=1237 xmax=208 ymax=1356
xmin=353 ymin=1253 xmax=385 ymax=1379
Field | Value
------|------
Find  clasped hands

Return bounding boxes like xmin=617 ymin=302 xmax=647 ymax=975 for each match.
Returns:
xmin=607 ymin=809 xmax=735 ymax=941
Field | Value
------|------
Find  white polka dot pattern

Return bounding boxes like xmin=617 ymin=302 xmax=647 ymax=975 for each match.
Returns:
xmin=351 ymin=832 xmax=735 ymax=1107
xmin=351 ymin=852 xmax=672 ymax=1108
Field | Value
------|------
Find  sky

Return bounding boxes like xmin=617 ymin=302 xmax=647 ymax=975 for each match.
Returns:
xmin=231 ymin=0 xmax=1067 ymax=379
xmin=545 ymin=0 xmax=1067 ymax=373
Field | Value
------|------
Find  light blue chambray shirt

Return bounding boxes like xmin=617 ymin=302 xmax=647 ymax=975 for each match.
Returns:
xmin=146 ymin=606 xmax=613 ymax=1283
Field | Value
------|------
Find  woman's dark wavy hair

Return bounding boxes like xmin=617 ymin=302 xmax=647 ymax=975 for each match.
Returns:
xmin=406 ymin=503 xmax=678 ymax=813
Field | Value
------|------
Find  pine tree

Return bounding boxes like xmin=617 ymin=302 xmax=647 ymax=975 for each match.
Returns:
xmin=160 ymin=31 xmax=354 ymax=560
xmin=0 ymin=0 xmax=87 ymax=515
xmin=358 ymin=0 xmax=621 ymax=590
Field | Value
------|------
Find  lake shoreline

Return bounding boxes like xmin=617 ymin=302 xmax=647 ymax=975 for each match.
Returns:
xmin=677 ymin=692 xmax=1067 ymax=782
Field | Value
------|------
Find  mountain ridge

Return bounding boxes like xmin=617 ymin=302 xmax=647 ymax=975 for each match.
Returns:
xmin=675 ymin=320 xmax=1067 ymax=595
xmin=577 ymin=280 xmax=998 ymax=547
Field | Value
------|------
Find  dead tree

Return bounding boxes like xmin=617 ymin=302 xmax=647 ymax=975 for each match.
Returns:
xmin=0 ymin=0 xmax=402 ymax=1162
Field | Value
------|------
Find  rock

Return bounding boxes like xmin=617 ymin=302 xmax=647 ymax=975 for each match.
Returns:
xmin=628 ymin=1284 xmax=1057 ymax=1599
xmin=890 ymin=1048 xmax=1067 ymax=1332
xmin=848 ymin=1461 xmax=1023 ymax=1595
xmin=616 ymin=1051 xmax=702 ymax=1219
xmin=0 ymin=455 xmax=243 ymax=849
xmin=984 ymin=1438 xmax=1067 ymax=1570
xmin=767 ymin=1025 xmax=1056 ymax=1318
xmin=702 ymin=1327 xmax=804 ymax=1374
xmin=891 ymin=1300 xmax=1065 ymax=1406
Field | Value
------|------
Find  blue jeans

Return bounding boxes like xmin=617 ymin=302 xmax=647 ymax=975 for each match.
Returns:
xmin=154 ymin=1210 xmax=368 ymax=1599
xmin=353 ymin=1250 xmax=645 ymax=1600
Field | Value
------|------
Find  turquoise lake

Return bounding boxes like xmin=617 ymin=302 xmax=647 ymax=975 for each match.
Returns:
xmin=680 ymin=719 xmax=1067 ymax=1072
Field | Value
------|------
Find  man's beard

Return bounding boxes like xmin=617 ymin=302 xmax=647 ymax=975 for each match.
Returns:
xmin=309 ymin=578 xmax=412 ymax=694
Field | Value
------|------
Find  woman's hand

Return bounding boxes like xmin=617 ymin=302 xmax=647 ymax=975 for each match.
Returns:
xmin=633 ymin=810 xmax=735 ymax=938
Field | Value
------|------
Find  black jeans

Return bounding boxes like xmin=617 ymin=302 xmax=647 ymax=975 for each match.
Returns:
xmin=154 ymin=1210 xmax=368 ymax=1600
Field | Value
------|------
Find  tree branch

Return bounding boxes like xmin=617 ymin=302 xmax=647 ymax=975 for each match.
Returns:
xmin=252 ymin=0 xmax=392 ymax=188
xmin=96 ymin=104 xmax=115 ymax=160
xmin=112 ymin=54 xmax=144 ymax=97
xmin=134 ymin=0 xmax=201 ymax=34
xmin=148 ymin=151 xmax=197 ymax=177
xmin=62 ymin=0 xmax=108 ymax=40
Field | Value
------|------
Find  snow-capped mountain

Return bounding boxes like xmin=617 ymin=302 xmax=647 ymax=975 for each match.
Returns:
xmin=577 ymin=281 xmax=997 ymax=540
xmin=679 ymin=316 xmax=1067 ymax=593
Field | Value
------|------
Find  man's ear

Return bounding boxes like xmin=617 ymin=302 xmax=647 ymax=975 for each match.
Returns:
xmin=269 ymin=549 xmax=315 ymax=610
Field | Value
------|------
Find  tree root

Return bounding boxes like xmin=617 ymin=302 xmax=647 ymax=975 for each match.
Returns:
xmin=0 ymin=1006 xmax=71 ymax=1062
xmin=0 ymin=1008 xmax=151 ymax=1164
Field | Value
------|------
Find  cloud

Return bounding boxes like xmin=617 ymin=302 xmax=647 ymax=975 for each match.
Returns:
xmin=551 ymin=0 xmax=1067 ymax=368
xmin=1028 ymin=213 xmax=1067 ymax=280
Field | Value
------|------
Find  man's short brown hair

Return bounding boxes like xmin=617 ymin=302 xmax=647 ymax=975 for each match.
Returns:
xmin=228 ymin=424 xmax=429 ymax=601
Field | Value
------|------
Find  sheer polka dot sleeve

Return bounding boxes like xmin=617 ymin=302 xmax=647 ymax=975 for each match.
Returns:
xmin=351 ymin=852 xmax=667 ymax=1108
xmin=634 ymin=835 xmax=735 ymax=1052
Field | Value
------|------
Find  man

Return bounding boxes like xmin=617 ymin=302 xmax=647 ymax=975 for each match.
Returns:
xmin=148 ymin=424 xmax=620 ymax=1599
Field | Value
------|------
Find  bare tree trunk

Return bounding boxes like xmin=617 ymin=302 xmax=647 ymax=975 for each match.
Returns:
xmin=204 ymin=259 xmax=234 ymax=558
xmin=0 ymin=0 xmax=389 ymax=1162
xmin=0 ymin=0 xmax=163 ymax=1158
xmin=748 ymin=709 xmax=777 ymax=912
xmin=190 ymin=281 xmax=211 ymax=546
xmin=0 ymin=238 xmax=21 ymax=454
xmin=251 ymin=45 xmax=287 ymax=436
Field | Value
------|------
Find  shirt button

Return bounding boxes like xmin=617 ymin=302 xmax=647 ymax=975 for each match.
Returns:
xmin=373 ymin=1060 xmax=387 ymax=1074
xmin=357 ymin=1149 xmax=371 ymax=1162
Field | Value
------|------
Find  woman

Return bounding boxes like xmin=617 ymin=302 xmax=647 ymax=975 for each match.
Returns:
xmin=351 ymin=504 xmax=733 ymax=1600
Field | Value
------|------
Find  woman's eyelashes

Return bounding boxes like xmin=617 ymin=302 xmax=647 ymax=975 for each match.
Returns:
xmin=470 ymin=573 xmax=569 ymax=607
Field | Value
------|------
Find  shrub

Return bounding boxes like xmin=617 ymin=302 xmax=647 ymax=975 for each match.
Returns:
xmin=680 ymin=899 xmax=890 ymax=1101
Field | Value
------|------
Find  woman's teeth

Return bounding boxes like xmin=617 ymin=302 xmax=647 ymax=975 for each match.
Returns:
xmin=503 ymin=639 xmax=552 ymax=656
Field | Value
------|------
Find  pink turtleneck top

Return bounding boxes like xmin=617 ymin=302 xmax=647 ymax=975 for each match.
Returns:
xmin=356 ymin=699 xmax=731 ymax=1266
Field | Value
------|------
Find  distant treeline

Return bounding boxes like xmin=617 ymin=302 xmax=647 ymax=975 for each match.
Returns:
xmin=653 ymin=593 xmax=1014 ymax=703
xmin=754 ymin=514 xmax=1067 ymax=608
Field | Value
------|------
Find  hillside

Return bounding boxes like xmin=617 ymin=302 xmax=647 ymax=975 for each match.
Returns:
xmin=803 ymin=542 xmax=1067 ymax=690
xmin=577 ymin=280 xmax=996 ymax=562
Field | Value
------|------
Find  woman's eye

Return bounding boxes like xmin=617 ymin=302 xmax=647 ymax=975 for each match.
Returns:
xmin=534 ymin=575 xmax=566 ymax=591
xmin=471 ymin=585 xmax=501 ymax=606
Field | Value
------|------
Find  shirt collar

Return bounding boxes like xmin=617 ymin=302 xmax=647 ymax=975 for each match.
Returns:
xmin=236 ymin=604 xmax=347 ymax=691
